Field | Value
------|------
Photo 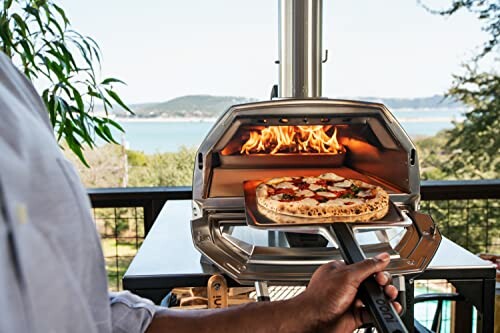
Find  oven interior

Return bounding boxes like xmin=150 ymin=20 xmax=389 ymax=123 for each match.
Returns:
xmin=197 ymin=102 xmax=417 ymax=200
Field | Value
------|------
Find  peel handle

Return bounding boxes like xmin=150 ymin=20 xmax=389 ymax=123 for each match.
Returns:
xmin=330 ymin=223 xmax=408 ymax=333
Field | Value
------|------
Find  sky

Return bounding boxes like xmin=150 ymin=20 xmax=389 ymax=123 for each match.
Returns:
xmin=56 ymin=0 xmax=490 ymax=103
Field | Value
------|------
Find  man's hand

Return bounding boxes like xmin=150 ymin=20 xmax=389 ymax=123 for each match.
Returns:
xmin=147 ymin=253 xmax=401 ymax=333
xmin=295 ymin=252 xmax=401 ymax=332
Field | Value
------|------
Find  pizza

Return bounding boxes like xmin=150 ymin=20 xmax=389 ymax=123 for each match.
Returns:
xmin=255 ymin=172 xmax=389 ymax=223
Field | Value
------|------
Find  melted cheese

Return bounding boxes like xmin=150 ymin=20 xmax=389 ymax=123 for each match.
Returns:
xmin=303 ymin=177 xmax=318 ymax=184
xmin=270 ymin=194 xmax=284 ymax=201
xmin=298 ymin=198 xmax=318 ymax=205
xmin=357 ymin=190 xmax=375 ymax=198
xmin=319 ymin=173 xmax=344 ymax=181
xmin=327 ymin=186 xmax=346 ymax=192
xmin=309 ymin=183 xmax=325 ymax=191
xmin=296 ymin=189 xmax=314 ymax=197
xmin=316 ymin=191 xmax=338 ymax=198
xmin=334 ymin=180 xmax=352 ymax=188
xmin=275 ymin=181 xmax=298 ymax=190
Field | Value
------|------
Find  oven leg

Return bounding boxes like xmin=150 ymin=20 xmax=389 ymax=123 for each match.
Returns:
xmin=255 ymin=281 xmax=271 ymax=302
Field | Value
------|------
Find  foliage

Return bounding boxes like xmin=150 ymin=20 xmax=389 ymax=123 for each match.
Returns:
xmin=444 ymin=70 xmax=499 ymax=178
xmin=421 ymin=199 xmax=499 ymax=254
xmin=418 ymin=0 xmax=499 ymax=58
xmin=0 ymin=0 xmax=132 ymax=166
xmin=419 ymin=0 xmax=499 ymax=180
xmin=415 ymin=132 xmax=451 ymax=180
xmin=127 ymin=146 xmax=196 ymax=187
xmin=65 ymin=143 xmax=127 ymax=188
xmin=65 ymin=144 xmax=196 ymax=188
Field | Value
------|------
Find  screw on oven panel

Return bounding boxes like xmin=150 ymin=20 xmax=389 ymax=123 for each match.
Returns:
xmin=406 ymin=260 xmax=415 ymax=265
xmin=196 ymin=233 xmax=210 ymax=242
xmin=213 ymin=283 xmax=221 ymax=291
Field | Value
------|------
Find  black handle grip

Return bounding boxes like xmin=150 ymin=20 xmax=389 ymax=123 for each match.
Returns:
xmin=330 ymin=223 xmax=408 ymax=333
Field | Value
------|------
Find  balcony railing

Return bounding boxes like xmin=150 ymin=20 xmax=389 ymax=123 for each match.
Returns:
xmin=88 ymin=180 xmax=500 ymax=290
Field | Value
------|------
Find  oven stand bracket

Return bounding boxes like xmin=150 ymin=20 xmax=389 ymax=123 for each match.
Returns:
xmin=191 ymin=210 xmax=441 ymax=285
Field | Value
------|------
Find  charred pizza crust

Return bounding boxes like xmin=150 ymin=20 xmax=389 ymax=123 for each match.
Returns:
xmin=255 ymin=172 xmax=389 ymax=222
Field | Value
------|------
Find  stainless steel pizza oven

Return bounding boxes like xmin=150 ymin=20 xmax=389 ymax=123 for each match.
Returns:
xmin=190 ymin=0 xmax=440 ymax=285
xmin=191 ymin=99 xmax=440 ymax=284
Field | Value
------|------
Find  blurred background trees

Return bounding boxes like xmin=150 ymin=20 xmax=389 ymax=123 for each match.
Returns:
xmin=418 ymin=0 xmax=499 ymax=180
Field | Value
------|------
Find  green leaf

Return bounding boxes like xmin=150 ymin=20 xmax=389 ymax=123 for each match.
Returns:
xmin=102 ymin=125 xmax=119 ymax=144
xmin=101 ymin=77 xmax=126 ymax=85
xmin=3 ymin=0 xmax=13 ymax=10
xmin=65 ymin=131 xmax=89 ymax=167
xmin=71 ymin=87 xmax=85 ymax=112
xmin=105 ymin=118 xmax=125 ymax=132
xmin=1 ymin=1 xmax=130 ymax=167
xmin=11 ymin=13 xmax=30 ymax=37
xmin=52 ymin=3 xmax=69 ymax=26
xmin=105 ymin=89 xmax=132 ymax=113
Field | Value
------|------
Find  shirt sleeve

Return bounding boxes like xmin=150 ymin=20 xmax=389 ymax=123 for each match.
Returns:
xmin=109 ymin=291 xmax=161 ymax=333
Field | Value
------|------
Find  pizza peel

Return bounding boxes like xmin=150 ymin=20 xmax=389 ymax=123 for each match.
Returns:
xmin=243 ymin=179 xmax=409 ymax=333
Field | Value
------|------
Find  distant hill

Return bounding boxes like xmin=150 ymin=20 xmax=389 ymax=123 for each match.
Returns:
xmin=114 ymin=95 xmax=257 ymax=118
xmin=110 ymin=94 xmax=463 ymax=119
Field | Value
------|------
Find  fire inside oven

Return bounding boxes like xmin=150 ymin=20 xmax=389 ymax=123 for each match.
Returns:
xmin=222 ymin=125 xmax=345 ymax=155
xmin=206 ymin=115 xmax=410 ymax=199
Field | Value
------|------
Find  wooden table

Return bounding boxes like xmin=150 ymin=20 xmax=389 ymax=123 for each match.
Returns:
xmin=124 ymin=200 xmax=496 ymax=333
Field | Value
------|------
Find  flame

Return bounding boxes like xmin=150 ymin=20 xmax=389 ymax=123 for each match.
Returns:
xmin=240 ymin=125 xmax=345 ymax=155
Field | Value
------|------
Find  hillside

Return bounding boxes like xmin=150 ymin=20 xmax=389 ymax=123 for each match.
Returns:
xmin=115 ymin=95 xmax=257 ymax=118
xmin=111 ymin=94 xmax=463 ymax=119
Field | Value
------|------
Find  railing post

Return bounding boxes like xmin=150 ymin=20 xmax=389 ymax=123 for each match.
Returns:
xmin=143 ymin=199 xmax=167 ymax=235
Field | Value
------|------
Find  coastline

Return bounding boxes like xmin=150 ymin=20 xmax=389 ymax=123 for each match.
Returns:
xmin=116 ymin=116 xmax=461 ymax=124
xmin=116 ymin=117 xmax=217 ymax=123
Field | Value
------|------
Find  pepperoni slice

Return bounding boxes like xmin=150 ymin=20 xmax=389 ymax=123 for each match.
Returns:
xmin=316 ymin=179 xmax=328 ymax=187
xmin=275 ymin=188 xmax=295 ymax=195
xmin=291 ymin=178 xmax=310 ymax=190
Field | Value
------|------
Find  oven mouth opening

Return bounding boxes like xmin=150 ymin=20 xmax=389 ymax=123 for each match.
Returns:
xmin=221 ymin=124 xmax=347 ymax=156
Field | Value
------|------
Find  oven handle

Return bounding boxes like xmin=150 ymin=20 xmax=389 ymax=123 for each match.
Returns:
xmin=330 ymin=223 xmax=408 ymax=333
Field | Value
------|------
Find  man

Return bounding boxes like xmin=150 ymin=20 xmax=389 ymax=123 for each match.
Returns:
xmin=0 ymin=52 xmax=400 ymax=333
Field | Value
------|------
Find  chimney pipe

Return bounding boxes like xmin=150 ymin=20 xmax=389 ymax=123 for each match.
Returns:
xmin=278 ymin=0 xmax=323 ymax=98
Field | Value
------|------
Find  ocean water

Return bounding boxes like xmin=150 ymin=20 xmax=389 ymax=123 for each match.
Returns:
xmin=115 ymin=108 xmax=465 ymax=153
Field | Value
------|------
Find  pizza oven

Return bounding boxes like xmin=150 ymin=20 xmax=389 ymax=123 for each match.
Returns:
xmin=190 ymin=0 xmax=440 ymax=290
xmin=191 ymin=98 xmax=440 ymax=283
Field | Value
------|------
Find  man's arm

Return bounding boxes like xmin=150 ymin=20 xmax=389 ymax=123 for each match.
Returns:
xmin=147 ymin=253 xmax=399 ymax=333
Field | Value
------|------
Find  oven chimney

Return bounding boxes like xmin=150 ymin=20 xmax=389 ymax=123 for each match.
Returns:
xmin=278 ymin=0 xmax=323 ymax=98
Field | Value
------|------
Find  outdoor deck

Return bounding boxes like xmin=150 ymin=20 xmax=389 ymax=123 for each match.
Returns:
xmin=88 ymin=179 xmax=499 ymax=332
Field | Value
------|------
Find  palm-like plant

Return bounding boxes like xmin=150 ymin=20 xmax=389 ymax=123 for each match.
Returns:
xmin=0 ymin=0 xmax=132 ymax=166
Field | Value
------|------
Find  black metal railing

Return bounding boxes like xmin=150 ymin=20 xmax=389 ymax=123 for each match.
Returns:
xmin=420 ymin=180 xmax=500 ymax=254
xmin=89 ymin=186 xmax=190 ymax=290
xmin=88 ymin=180 xmax=500 ymax=290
